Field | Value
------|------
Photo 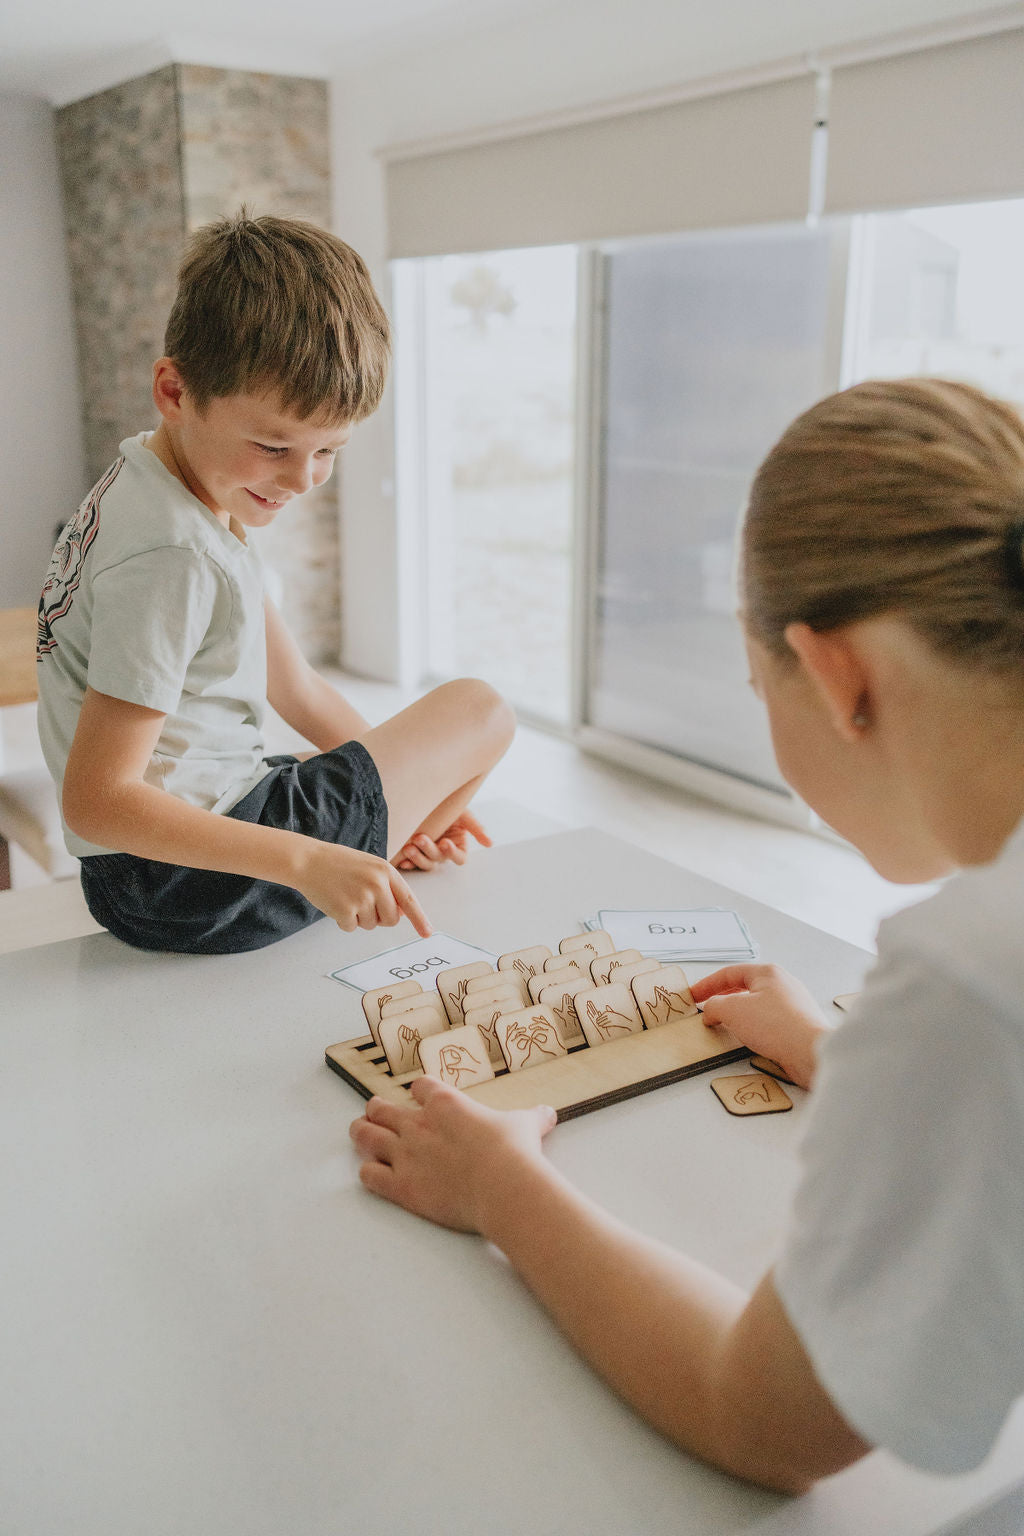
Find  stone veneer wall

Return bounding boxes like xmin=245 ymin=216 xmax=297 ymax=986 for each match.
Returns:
xmin=55 ymin=66 xmax=340 ymax=662
xmin=54 ymin=67 xmax=185 ymax=493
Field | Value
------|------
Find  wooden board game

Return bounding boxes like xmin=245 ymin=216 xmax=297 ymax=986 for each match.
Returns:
xmin=326 ymin=930 xmax=749 ymax=1121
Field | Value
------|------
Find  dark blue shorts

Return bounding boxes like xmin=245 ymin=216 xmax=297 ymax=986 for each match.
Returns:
xmin=79 ymin=740 xmax=388 ymax=955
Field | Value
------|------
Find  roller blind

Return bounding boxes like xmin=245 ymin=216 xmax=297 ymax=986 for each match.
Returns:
xmin=826 ymin=27 xmax=1024 ymax=213
xmin=386 ymin=75 xmax=816 ymax=257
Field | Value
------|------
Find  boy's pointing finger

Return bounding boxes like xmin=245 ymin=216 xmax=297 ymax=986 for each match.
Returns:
xmin=390 ymin=868 xmax=432 ymax=938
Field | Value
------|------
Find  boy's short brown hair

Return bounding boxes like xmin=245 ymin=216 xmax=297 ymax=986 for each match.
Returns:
xmin=163 ymin=211 xmax=391 ymax=423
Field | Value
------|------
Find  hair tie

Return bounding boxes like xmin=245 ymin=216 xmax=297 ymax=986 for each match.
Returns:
xmin=1005 ymin=516 xmax=1024 ymax=593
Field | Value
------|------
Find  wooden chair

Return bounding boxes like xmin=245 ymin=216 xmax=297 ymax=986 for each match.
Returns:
xmin=0 ymin=769 xmax=103 ymax=952
xmin=0 ymin=767 xmax=79 ymax=890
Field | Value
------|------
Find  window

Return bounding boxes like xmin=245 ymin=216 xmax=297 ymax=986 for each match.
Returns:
xmin=586 ymin=222 xmax=846 ymax=793
xmin=843 ymin=198 xmax=1024 ymax=411
xmin=395 ymin=246 xmax=578 ymax=726
xmin=393 ymin=196 xmax=1024 ymax=816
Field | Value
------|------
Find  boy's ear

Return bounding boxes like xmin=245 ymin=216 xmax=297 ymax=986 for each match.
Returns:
xmin=152 ymin=358 xmax=188 ymax=423
xmin=783 ymin=622 xmax=872 ymax=743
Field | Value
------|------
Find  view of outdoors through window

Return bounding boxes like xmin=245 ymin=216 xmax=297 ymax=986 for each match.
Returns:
xmin=846 ymin=198 xmax=1024 ymax=408
xmin=399 ymin=197 xmax=1024 ymax=782
xmin=415 ymin=247 xmax=577 ymax=725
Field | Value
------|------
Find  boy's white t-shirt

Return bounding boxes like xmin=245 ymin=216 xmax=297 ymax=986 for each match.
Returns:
xmin=775 ymin=815 xmax=1024 ymax=1475
xmin=38 ymin=433 xmax=273 ymax=857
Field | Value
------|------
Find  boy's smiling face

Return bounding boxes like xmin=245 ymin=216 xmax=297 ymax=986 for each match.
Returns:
xmin=150 ymin=359 xmax=351 ymax=533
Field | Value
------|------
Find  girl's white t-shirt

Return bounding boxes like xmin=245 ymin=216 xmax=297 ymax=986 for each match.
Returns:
xmin=775 ymin=815 xmax=1024 ymax=1474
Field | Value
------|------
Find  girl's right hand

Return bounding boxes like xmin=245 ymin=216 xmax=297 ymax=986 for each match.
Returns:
xmin=690 ymin=964 xmax=827 ymax=1089
xmin=296 ymin=839 xmax=432 ymax=937
xmin=351 ymin=1076 xmax=557 ymax=1233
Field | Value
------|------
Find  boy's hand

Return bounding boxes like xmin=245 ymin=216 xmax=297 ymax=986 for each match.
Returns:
xmin=297 ymin=841 xmax=431 ymax=938
xmin=690 ymin=964 xmax=827 ymax=1090
xmin=350 ymin=1076 xmax=556 ymax=1232
xmin=393 ymin=810 xmax=492 ymax=872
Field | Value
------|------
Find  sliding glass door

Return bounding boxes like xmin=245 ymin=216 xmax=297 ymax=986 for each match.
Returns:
xmin=583 ymin=222 xmax=848 ymax=794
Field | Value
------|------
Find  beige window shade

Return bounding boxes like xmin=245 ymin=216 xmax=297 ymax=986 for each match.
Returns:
xmin=386 ymin=75 xmax=816 ymax=257
xmin=826 ymin=27 xmax=1024 ymax=213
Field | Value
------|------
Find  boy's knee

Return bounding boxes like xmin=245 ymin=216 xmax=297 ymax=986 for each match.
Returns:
xmin=440 ymin=677 xmax=515 ymax=750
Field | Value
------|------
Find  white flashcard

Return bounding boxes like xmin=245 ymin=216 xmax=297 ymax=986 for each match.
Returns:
xmin=596 ymin=909 xmax=757 ymax=961
xmin=329 ymin=933 xmax=498 ymax=994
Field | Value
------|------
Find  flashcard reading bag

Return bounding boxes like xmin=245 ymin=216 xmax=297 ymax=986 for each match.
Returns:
xmin=329 ymin=934 xmax=498 ymax=994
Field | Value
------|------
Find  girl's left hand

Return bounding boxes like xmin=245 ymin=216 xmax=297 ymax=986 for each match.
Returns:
xmin=349 ymin=1076 xmax=556 ymax=1232
xmin=393 ymin=810 xmax=493 ymax=872
xmin=690 ymin=963 xmax=826 ymax=1089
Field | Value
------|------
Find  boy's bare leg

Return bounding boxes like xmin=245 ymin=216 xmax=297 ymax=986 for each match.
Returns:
xmin=355 ymin=679 xmax=515 ymax=861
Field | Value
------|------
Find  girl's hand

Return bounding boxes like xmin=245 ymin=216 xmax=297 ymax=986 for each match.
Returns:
xmin=295 ymin=839 xmax=432 ymax=938
xmin=690 ymin=964 xmax=827 ymax=1090
xmin=349 ymin=1076 xmax=557 ymax=1232
xmin=393 ymin=810 xmax=493 ymax=872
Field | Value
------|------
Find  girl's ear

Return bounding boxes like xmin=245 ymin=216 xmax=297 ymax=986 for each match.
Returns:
xmin=783 ymin=622 xmax=872 ymax=743
xmin=151 ymin=358 xmax=187 ymax=422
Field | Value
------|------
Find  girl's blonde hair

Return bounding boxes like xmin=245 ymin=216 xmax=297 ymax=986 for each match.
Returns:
xmin=742 ymin=378 xmax=1024 ymax=675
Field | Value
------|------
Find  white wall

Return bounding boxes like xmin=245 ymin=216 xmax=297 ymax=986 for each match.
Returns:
xmin=328 ymin=0 xmax=1005 ymax=681
xmin=0 ymin=94 xmax=86 ymax=608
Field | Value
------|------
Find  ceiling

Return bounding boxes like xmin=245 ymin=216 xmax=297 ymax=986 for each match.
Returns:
xmin=0 ymin=0 xmax=549 ymax=102
xmin=0 ymin=0 xmax=1017 ymax=109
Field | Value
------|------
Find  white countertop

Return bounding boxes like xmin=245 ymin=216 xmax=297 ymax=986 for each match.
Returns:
xmin=1 ymin=827 xmax=1022 ymax=1535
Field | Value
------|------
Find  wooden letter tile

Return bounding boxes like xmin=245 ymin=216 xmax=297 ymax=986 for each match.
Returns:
xmin=574 ymin=981 xmax=644 ymax=1047
xmin=463 ymin=987 xmax=527 ymax=1032
xmin=436 ymin=962 xmax=495 ymax=1025
xmin=589 ymin=949 xmax=645 ymax=987
xmin=542 ymin=953 xmax=587 ymax=975
xmin=631 ymin=964 xmax=699 ymax=1029
xmin=710 ymin=1074 xmax=793 ymax=1116
xmin=497 ymin=945 xmax=553 ymax=981
xmin=537 ymin=977 xmax=592 ymax=1047
xmin=747 ymin=1054 xmax=797 ymax=1086
xmin=378 ymin=1007 xmax=448 ymax=1076
xmin=418 ymin=1024 xmax=496 ymax=1089
xmin=495 ymin=1006 xmax=569 ymax=1072
xmin=606 ymin=958 xmax=660 ymax=991
xmin=380 ymin=991 xmax=448 ymax=1026
xmin=464 ymin=970 xmax=529 ymax=1008
xmin=361 ymin=980 xmax=423 ymax=1046
xmin=558 ymin=929 xmax=615 ymax=960
xmin=531 ymin=960 xmax=585 ymax=1000
xmin=462 ymin=1000 xmax=517 ymax=1065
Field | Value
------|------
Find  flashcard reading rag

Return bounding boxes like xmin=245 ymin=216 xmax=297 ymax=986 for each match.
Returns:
xmin=329 ymin=934 xmax=498 ymax=994
xmin=593 ymin=909 xmax=757 ymax=962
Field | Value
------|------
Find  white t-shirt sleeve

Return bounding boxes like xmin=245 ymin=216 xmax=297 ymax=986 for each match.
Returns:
xmin=775 ymin=934 xmax=1024 ymax=1475
xmin=87 ymin=547 xmax=226 ymax=715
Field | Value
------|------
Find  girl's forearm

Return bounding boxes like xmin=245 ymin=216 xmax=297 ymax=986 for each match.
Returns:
xmin=477 ymin=1154 xmax=752 ymax=1474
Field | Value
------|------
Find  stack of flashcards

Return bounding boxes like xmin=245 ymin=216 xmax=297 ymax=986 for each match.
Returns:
xmin=583 ymin=908 xmax=757 ymax=965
